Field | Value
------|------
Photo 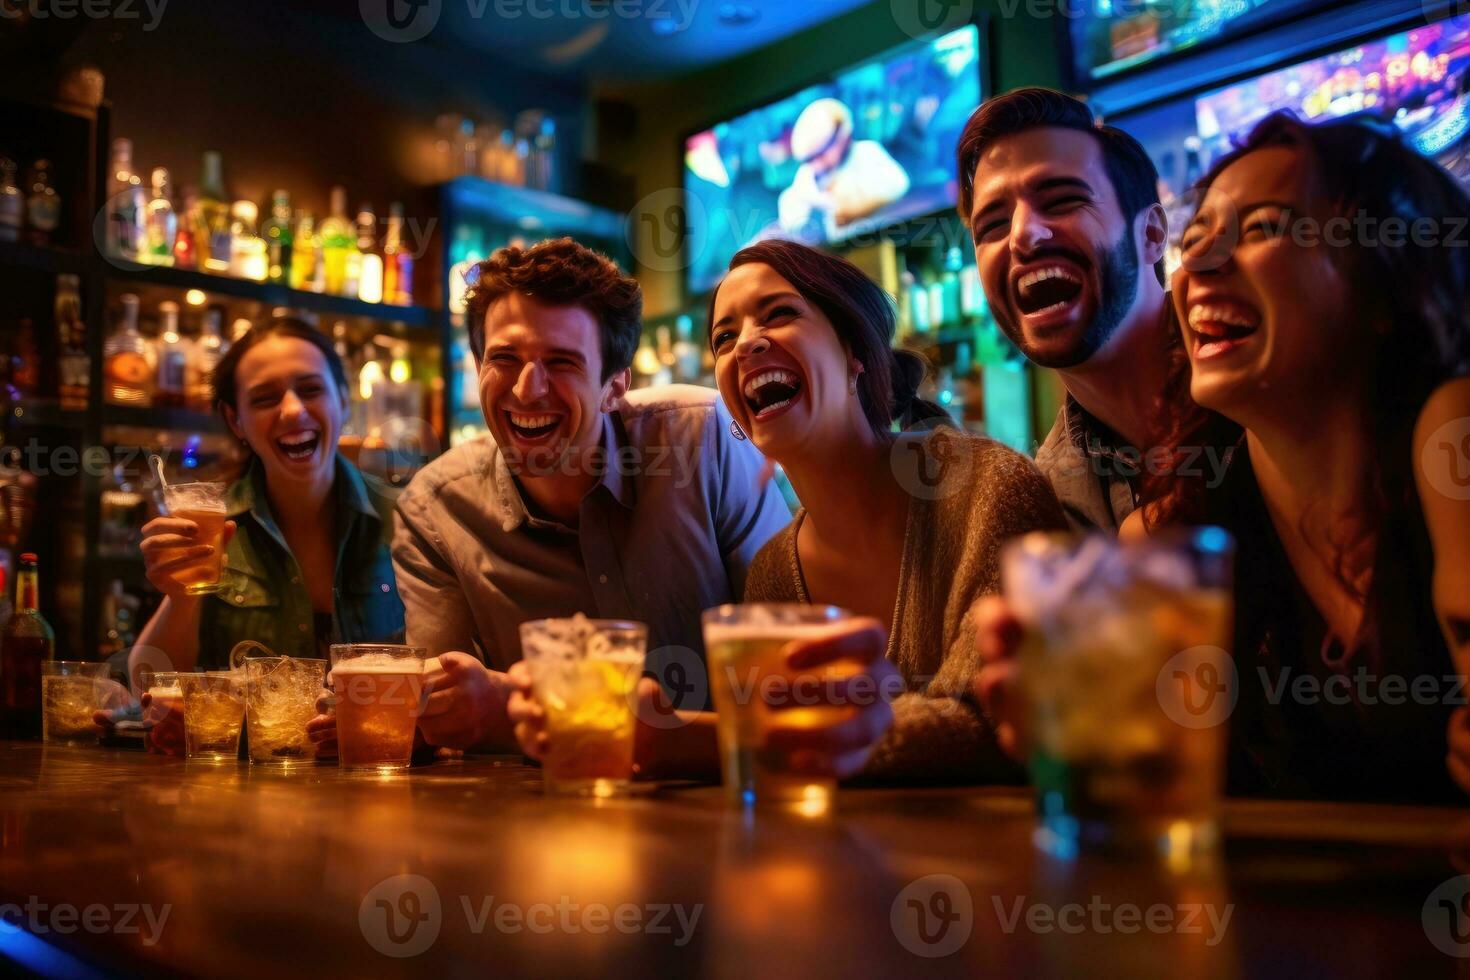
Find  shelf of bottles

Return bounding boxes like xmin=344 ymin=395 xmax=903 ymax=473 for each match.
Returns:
xmin=1 ymin=98 xmax=97 ymax=659
xmin=440 ymin=175 xmax=627 ymax=446
xmin=102 ymin=140 xmax=433 ymax=326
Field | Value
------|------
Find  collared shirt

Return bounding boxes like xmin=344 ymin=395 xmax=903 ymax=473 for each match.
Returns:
xmin=197 ymin=455 xmax=405 ymax=668
xmin=1034 ymin=395 xmax=1140 ymax=533
xmin=392 ymin=385 xmax=792 ymax=675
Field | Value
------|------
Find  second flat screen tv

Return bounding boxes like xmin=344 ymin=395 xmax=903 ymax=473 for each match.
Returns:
xmin=682 ymin=25 xmax=982 ymax=295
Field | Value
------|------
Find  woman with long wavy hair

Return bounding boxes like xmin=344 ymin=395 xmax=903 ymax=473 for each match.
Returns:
xmin=1126 ymin=113 xmax=1470 ymax=801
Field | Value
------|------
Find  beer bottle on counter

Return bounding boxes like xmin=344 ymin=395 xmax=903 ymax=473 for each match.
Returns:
xmin=0 ymin=553 xmax=56 ymax=738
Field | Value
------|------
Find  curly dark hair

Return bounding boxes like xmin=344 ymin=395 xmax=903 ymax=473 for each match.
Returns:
xmin=1140 ymin=113 xmax=1470 ymax=567
xmin=464 ymin=237 xmax=643 ymax=381
xmin=709 ymin=239 xmax=949 ymax=433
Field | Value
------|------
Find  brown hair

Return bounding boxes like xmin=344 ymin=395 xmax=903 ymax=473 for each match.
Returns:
xmin=1141 ymin=112 xmax=1470 ymax=592
xmin=709 ymin=239 xmax=949 ymax=433
xmin=956 ymin=87 xmax=1166 ymax=287
xmin=463 ymin=237 xmax=643 ymax=381
xmin=212 ymin=316 xmax=349 ymax=417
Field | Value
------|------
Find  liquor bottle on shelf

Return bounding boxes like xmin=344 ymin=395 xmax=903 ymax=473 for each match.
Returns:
xmin=106 ymin=139 xmax=141 ymax=258
xmin=0 ymin=157 xmax=24 ymax=243
xmin=263 ymin=190 xmax=293 ymax=285
xmin=186 ymin=306 xmax=226 ymax=412
xmin=195 ymin=151 xmax=231 ymax=272
xmin=173 ymin=186 xmax=198 ymax=270
xmin=941 ymin=248 xmax=964 ymax=331
xmin=143 ymin=167 xmax=177 ymax=266
xmin=0 ymin=553 xmax=56 ymax=739
xmin=155 ymin=301 xmax=189 ymax=408
xmin=355 ymin=203 xmax=383 ymax=304
xmin=10 ymin=318 xmax=38 ymax=395
xmin=24 ymin=160 xmax=61 ymax=247
xmin=55 ymin=274 xmax=89 ymax=411
xmin=104 ymin=293 xmax=154 ymax=407
xmin=672 ymin=315 xmax=702 ymax=382
xmin=290 ymin=212 xmax=319 ymax=291
xmin=383 ymin=202 xmax=413 ymax=306
xmin=321 ymin=187 xmax=355 ymax=296
xmin=229 ymin=201 xmax=267 ymax=281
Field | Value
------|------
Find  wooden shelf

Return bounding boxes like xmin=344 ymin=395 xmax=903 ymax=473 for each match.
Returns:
xmin=101 ymin=404 xmax=223 ymax=433
xmin=102 ymin=259 xmax=439 ymax=332
xmin=0 ymin=240 xmax=86 ymax=275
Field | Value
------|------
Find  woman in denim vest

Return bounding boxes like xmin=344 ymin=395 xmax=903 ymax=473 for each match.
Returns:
xmin=129 ymin=317 xmax=405 ymax=682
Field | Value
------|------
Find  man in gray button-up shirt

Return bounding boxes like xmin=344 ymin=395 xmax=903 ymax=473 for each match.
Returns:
xmin=393 ymin=238 xmax=789 ymax=752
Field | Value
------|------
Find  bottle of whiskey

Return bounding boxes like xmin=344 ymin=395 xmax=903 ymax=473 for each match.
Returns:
xmin=383 ymin=202 xmax=413 ymax=306
xmin=0 ymin=157 xmax=23 ymax=243
xmin=155 ymin=301 xmax=189 ymax=408
xmin=55 ymin=273 xmax=89 ymax=411
xmin=104 ymin=294 xmax=154 ymax=406
xmin=0 ymin=553 xmax=56 ymax=738
xmin=24 ymin=160 xmax=61 ymax=247
xmin=196 ymin=151 xmax=231 ymax=272
xmin=263 ymin=190 xmax=293 ymax=285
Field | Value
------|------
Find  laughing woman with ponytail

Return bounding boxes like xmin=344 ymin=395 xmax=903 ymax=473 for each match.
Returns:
xmin=707 ymin=240 xmax=1067 ymax=783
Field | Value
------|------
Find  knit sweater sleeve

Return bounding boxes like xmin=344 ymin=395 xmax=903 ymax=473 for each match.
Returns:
xmin=857 ymin=435 xmax=1066 ymax=784
xmin=740 ymin=520 xmax=799 ymax=602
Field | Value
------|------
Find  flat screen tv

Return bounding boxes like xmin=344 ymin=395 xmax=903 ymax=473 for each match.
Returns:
xmin=682 ymin=24 xmax=982 ymax=295
xmin=1194 ymin=13 xmax=1470 ymax=185
xmin=1072 ymin=0 xmax=1331 ymax=83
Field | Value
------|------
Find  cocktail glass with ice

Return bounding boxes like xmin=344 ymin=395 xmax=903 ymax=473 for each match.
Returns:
xmin=519 ymin=616 xmax=646 ymax=797
xmin=1003 ymin=528 xmax=1235 ymax=859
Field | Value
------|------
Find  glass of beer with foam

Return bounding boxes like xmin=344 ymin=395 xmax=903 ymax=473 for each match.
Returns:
xmin=702 ymin=603 xmax=858 ymax=809
xmin=329 ymin=644 xmax=427 ymax=771
xmin=520 ymin=616 xmax=646 ymax=797
xmin=161 ymin=480 xmax=230 ymax=595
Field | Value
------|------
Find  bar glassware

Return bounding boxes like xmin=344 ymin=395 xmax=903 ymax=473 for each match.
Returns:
xmin=329 ymin=644 xmax=426 ymax=771
xmin=160 ymin=480 xmax=230 ymax=595
xmin=178 ymin=670 xmax=246 ymax=762
xmin=242 ymin=656 xmax=328 ymax=766
xmin=1004 ymin=528 xmax=1235 ymax=860
xmin=41 ymin=661 xmax=109 ymax=744
xmin=702 ymin=603 xmax=857 ymax=809
xmin=519 ymin=617 xmax=646 ymax=797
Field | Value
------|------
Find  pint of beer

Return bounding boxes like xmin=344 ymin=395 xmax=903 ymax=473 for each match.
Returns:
xmin=329 ymin=644 xmax=427 ymax=771
xmin=702 ymin=604 xmax=858 ymax=808
xmin=161 ymin=481 xmax=230 ymax=595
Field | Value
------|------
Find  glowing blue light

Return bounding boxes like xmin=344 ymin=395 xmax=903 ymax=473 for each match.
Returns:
xmin=0 ymin=919 xmax=106 ymax=979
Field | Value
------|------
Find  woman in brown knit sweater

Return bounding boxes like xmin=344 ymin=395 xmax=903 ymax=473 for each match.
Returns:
xmin=709 ymin=240 xmax=1067 ymax=782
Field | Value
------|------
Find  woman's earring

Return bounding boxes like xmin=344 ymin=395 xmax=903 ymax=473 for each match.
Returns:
xmin=848 ymin=376 xmax=858 ymax=395
xmin=730 ymin=420 xmax=748 ymax=442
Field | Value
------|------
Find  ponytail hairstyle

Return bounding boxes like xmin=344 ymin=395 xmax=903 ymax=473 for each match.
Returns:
xmin=713 ymin=239 xmax=950 ymax=434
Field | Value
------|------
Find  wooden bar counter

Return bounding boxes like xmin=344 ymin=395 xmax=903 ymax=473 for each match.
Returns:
xmin=1 ymin=741 xmax=1466 ymax=978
